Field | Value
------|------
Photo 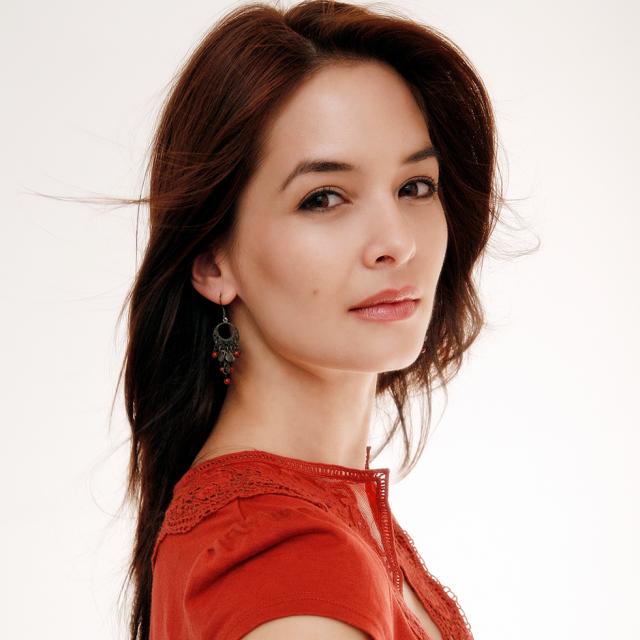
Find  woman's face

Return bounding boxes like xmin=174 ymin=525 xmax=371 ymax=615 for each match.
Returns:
xmin=219 ymin=60 xmax=447 ymax=375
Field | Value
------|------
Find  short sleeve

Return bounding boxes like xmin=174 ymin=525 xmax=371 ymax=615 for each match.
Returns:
xmin=182 ymin=493 xmax=393 ymax=640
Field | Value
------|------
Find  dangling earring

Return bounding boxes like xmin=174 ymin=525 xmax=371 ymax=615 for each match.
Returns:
xmin=211 ymin=292 xmax=241 ymax=385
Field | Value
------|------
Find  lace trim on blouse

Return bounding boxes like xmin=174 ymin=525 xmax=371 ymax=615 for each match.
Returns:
xmin=152 ymin=449 xmax=474 ymax=640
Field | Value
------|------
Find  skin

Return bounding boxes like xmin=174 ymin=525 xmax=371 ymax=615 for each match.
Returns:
xmin=190 ymin=59 xmax=448 ymax=471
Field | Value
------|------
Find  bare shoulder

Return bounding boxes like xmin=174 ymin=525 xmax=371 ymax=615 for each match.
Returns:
xmin=241 ymin=614 xmax=371 ymax=639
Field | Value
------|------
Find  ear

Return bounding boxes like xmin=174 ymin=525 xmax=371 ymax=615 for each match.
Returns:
xmin=191 ymin=248 xmax=238 ymax=306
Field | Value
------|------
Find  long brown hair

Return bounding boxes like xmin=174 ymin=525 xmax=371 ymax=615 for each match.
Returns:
xmin=57 ymin=1 xmax=531 ymax=637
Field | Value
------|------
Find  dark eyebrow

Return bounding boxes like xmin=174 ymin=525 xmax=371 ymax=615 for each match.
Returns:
xmin=278 ymin=145 xmax=439 ymax=193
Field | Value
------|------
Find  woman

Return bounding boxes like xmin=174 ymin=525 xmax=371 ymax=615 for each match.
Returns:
xmin=118 ymin=1 xmax=503 ymax=638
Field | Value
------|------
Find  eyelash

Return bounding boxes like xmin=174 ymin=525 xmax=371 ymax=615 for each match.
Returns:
xmin=297 ymin=177 xmax=439 ymax=213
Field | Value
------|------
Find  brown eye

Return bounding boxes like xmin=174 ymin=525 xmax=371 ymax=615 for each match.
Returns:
xmin=297 ymin=177 xmax=438 ymax=214
xmin=400 ymin=177 xmax=438 ymax=198
xmin=298 ymin=188 xmax=344 ymax=213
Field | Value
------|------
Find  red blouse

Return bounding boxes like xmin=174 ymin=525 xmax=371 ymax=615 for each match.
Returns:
xmin=150 ymin=448 xmax=474 ymax=640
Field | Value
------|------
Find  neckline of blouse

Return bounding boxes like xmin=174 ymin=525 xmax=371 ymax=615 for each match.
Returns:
xmin=176 ymin=446 xmax=390 ymax=493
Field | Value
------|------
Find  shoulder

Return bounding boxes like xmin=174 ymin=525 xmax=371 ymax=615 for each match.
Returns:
xmin=185 ymin=492 xmax=388 ymax=591
xmin=161 ymin=493 xmax=392 ymax=640
xmin=153 ymin=458 xmax=339 ymax=562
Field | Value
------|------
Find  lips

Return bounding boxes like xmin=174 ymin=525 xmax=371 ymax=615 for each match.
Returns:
xmin=349 ymin=285 xmax=419 ymax=310
xmin=349 ymin=298 xmax=419 ymax=321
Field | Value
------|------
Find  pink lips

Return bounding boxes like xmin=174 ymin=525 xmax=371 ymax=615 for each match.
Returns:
xmin=349 ymin=298 xmax=419 ymax=321
xmin=349 ymin=285 xmax=419 ymax=310
xmin=349 ymin=285 xmax=420 ymax=321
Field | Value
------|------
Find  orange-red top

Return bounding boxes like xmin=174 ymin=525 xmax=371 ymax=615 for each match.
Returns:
xmin=150 ymin=448 xmax=474 ymax=640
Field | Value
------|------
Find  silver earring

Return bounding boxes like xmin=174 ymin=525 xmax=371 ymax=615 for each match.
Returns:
xmin=211 ymin=293 xmax=240 ymax=385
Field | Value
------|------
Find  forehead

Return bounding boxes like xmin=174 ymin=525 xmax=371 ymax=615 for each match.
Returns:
xmin=259 ymin=61 xmax=433 ymax=172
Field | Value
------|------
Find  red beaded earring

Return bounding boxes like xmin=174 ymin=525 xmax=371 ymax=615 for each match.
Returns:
xmin=211 ymin=292 xmax=241 ymax=385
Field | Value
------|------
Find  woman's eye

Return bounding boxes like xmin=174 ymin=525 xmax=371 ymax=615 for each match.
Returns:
xmin=297 ymin=177 xmax=438 ymax=213
xmin=399 ymin=177 xmax=438 ymax=199
xmin=298 ymin=189 xmax=344 ymax=212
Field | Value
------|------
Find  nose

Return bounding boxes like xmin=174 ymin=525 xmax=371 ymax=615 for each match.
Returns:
xmin=362 ymin=198 xmax=417 ymax=268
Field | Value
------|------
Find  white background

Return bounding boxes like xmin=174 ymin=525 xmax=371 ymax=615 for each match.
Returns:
xmin=1 ymin=0 xmax=638 ymax=638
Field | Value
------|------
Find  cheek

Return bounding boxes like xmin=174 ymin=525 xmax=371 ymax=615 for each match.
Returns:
xmin=237 ymin=215 xmax=347 ymax=330
xmin=263 ymin=231 xmax=325 ymax=296
xmin=236 ymin=221 xmax=355 ymax=364
xmin=423 ymin=206 xmax=448 ymax=273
